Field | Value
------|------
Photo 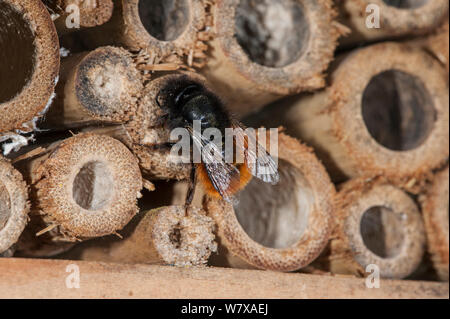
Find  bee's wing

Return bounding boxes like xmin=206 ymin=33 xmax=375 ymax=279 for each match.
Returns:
xmin=189 ymin=128 xmax=241 ymax=203
xmin=232 ymin=121 xmax=280 ymax=185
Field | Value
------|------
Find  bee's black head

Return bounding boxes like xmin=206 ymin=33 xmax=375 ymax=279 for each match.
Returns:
xmin=157 ymin=76 xmax=231 ymax=130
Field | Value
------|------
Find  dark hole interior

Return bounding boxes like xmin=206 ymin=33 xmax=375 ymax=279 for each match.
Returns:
xmin=0 ymin=183 xmax=11 ymax=231
xmin=362 ymin=70 xmax=436 ymax=151
xmin=138 ymin=0 xmax=190 ymax=41
xmin=360 ymin=206 xmax=405 ymax=258
xmin=234 ymin=159 xmax=313 ymax=249
xmin=169 ymin=223 xmax=182 ymax=249
xmin=72 ymin=161 xmax=114 ymax=211
xmin=235 ymin=0 xmax=310 ymax=68
xmin=0 ymin=2 xmax=36 ymax=104
xmin=382 ymin=0 xmax=429 ymax=9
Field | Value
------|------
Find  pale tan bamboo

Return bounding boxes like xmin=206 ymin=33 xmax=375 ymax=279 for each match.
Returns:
xmin=44 ymin=0 xmax=114 ymax=34
xmin=326 ymin=180 xmax=426 ymax=279
xmin=38 ymin=46 xmax=143 ymax=130
xmin=337 ymin=0 xmax=449 ymax=47
xmin=420 ymin=166 xmax=449 ymax=281
xmin=13 ymin=134 xmax=143 ymax=254
xmin=205 ymin=133 xmax=335 ymax=272
xmin=0 ymin=158 xmax=29 ymax=255
xmin=201 ymin=0 xmax=346 ymax=116
xmin=61 ymin=206 xmax=217 ymax=267
xmin=252 ymin=42 xmax=449 ymax=185
xmin=82 ymin=0 xmax=210 ymax=68
xmin=0 ymin=0 xmax=59 ymax=134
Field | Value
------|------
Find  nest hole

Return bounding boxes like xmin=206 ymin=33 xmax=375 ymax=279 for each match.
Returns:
xmin=362 ymin=70 xmax=436 ymax=151
xmin=169 ymin=223 xmax=182 ymax=249
xmin=235 ymin=0 xmax=310 ymax=68
xmin=382 ymin=0 xmax=429 ymax=9
xmin=72 ymin=161 xmax=114 ymax=211
xmin=0 ymin=2 xmax=36 ymax=104
xmin=360 ymin=206 xmax=406 ymax=258
xmin=138 ymin=0 xmax=190 ymax=41
xmin=0 ymin=182 xmax=11 ymax=231
xmin=234 ymin=159 xmax=313 ymax=249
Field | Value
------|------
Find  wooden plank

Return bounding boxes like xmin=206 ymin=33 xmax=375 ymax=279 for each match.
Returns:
xmin=0 ymin=258 xmax=448 ymax=299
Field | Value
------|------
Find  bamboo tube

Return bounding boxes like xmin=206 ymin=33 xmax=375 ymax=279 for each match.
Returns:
xmin=252 ymin=42 xmax=449 ymax=185
xmin=61 ymin=206 xmax=217 ymax=266
xmin=325 ymin=180 xmax=426 ymax=279
xmin=13 ymin=134 xmax=143 ymax=250
xmin=337 ymin=0 xmax=449 ymax=47
xmin=0 ymin=158 xmax=29 ymax=255
xmin=201 ymin=0 xmax=345 ymax=116
xmin=411 ymin=20 xmax=449 ymax=73
xmin=43 ymin=0 xmax=114 ymax=34
xmin=38 ymin=46 xmax=143 ymax=130
xmin=0 ymin=0 xmax=59 ymax=134
xmin=205 ymin=133 xmax=335 ymax=272
xmin=82 ymin=0 xmax=210 ymax=67
xmin=420 ymin=166 xmax=449 ymax=281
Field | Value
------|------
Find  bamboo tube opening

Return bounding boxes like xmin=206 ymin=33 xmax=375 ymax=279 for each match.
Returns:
xmin=234 ymin=159 xmax=313 ymax=249
xmin=0 ymin=2 xmax=35 ymax=104
xmin=334 ymin=183 xmax=425 ymax=279
xmin=23 ymin=134 xmax=143 ymax=240
xmin=360 ymin=206 xmax=405 ymax=258
xmin=202 ymin=0 xmax=341 ymax=116
xmin=72 ymin=161 xmax=114 ymax=211
xmin=382 ymin=0 xmax=429 ymax=9
xmin=362 ymin=70 xmax=436 ymax=151
xmin=0 ymin=0 xmax=59 ymax=133
xmin=0 ymin=183 xmax=11 ymax=232
xmin=60 ymin=206 xmax=217 ymax=267
xmin=235 ymin=0 xmax=310 ymax=68
xmin=138 ymin=0 xmax=191 ymax=42
xmin=0 ymin=160 xmax=29 ymax=254
xmin=206 ymin=133 xmax=335 ymax=272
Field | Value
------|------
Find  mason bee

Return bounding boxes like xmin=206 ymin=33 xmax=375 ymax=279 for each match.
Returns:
xmin=156 ymin=76 xmax=279 ymax=205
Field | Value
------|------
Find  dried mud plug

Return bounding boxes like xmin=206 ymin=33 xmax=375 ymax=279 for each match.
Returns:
xmin=39 ymin=46 xmax=143 ymax=130
xmin=0 ymin=0 xmax=59 ymax=133
xmin=205 ymin=133 xmax=335 ymax=272
xmin=0 ymin=159 xmax=29 ymax=255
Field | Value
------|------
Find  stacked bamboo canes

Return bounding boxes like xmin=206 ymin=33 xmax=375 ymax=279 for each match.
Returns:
xmin=0 ymin=0 xmax=448 ymax=284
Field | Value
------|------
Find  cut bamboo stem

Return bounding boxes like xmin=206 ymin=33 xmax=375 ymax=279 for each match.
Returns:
xmin=13 ymin=134 xmax=143 ymax=252
xmin=337 ymin=0 xmax=449 ymax=47
xmin=252 ymin=42 xmax=449 ymax=185
xmin=420 ymin=166 xmax=449 ymax=281
xmin=44 ymin=0 xmax=114 ymax=34
xmin=327 ymin=180 xmax=426 ymax=279
xmin=205 ymin=133 xmax=335 ymax=272
xmin=0 ymin=158 xmax=29 ymax=255
xmin=410 ymin=19 xmax=449 ymax=73
xmin=62 ymin=206 xmax=217 ymax=267
xmin=38 ymin=46 xmax=143 ymax=130
xmin=0 ymin=0 xmax=59 ymax=133
xmin=201 ymin=0 xmax=345 ymax=116
xmin=82 ymin=0 xmax=209 ymax=67
xmin=82 ymin=73 xmax=211 ymax=181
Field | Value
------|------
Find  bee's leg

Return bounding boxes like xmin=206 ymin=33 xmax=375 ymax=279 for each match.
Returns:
xmin=185 ymin=165 xmax=197 ymax=216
